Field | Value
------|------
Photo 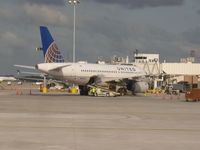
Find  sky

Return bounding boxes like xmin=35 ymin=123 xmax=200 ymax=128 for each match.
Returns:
xmin=0 ymin=0 xmax=200 ymax=75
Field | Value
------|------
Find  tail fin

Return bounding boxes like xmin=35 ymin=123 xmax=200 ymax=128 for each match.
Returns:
xmin=40 ymin=26 xmax=65 ymax=63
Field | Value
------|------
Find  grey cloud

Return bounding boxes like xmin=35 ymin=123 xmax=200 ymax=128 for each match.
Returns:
xmin=1 ymin=32 xmax=23 ymax=46
xmin=16 ymin=0 xmax=64 ymax=5
xmin=87 ymin=0 xmax=184 ymax=8
xmin=182 ymin=26 xmax=200 ymax=45
xmin=0 ymin=31 xmax=28 ymax=56
xmin=81 ymin=16 xmax=175 ymax=44
xmin=0 ymin=0 xmax=194 ymax=75
xmin=0 ymin=26 xmax=44 ymax=74
xmin=23 ymin=4 xmax=70 ymax=26
xmin=0 ymin=3 xmax=71 ymax=27
xmin=15 ymin=0 xmax=184 ymax=8
xmin=76 ymin=16 xmax=184 ymax=62
xmin=197 ymin=10 xmax=200 ymax=15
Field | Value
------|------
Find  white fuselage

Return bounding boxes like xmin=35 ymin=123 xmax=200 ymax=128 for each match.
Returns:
xmin=36 ymin=62 xmax=146 ymax=85
xmin=0 ymin=77 xmax=16 ymax=82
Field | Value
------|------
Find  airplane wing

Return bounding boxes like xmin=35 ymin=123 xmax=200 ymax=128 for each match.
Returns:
xmin=19 ymin=71 xmax=43 ymax=76
xmin=88 ymin=74 xmax=148 ymax=86
xmin=88 ymin=75 xmax=125 ymax=85
xmin=16 ymin=75 xmax=64 ymax=83
xmin=17 ymin=76 xmax=44 ymax=82
xmin=15 ymin=64 xmax=71 ymax=72
xmin=17 ymin=70 xmax=44 ymax=76
xmin=48 ymin=64 xmax=71 ymax=71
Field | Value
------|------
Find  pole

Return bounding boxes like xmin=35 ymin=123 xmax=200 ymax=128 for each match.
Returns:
xmin=68 ymin=0 xmax=79 ymax=62
xmin=73 ymin=4 xmax=76 ymax=63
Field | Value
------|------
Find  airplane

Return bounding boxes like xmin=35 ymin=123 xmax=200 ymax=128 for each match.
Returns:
xmin=0 ymin=76 xmax=16 ymax=82
xmin=15 ymin=26 xmax=149 ymax=95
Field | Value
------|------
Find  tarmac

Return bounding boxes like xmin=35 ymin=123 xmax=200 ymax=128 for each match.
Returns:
xmin=0 ymin=90 xmax=200 ymax=150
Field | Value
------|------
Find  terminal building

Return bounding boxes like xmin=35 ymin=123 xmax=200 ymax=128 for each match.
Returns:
xmin=108 ymin=53 xmax=200 ymax=90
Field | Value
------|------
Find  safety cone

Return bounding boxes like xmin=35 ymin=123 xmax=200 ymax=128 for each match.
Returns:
xmin=20 ymin=91 xmax=23 ymax=95
xmin=155 ymin=92 xmax=159 ymax=97
xmin=162 ymin=94 xmax=166 ymax=100
xmin=16 ymin=90 xmax=19 ymax=95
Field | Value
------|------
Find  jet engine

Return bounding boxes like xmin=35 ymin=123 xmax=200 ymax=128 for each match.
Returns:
xmin=132 ymin=81 xmax=149 ymax=93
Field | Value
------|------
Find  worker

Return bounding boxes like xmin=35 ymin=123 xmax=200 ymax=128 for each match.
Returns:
xmin=94 ymin=87 xmax=98 ymax=96
xmin=91 ymin=88 xmax=96 ymax=96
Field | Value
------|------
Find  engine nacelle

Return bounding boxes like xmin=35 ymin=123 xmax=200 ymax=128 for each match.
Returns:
xmin=132 ymin=81 xmax=149 ymax=93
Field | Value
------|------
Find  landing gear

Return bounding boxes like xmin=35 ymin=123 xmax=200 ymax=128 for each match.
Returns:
xmin=117 ymin=88 xmax=127 ymax=96
xmin=79 ymin=85 xmax=89 ymax=96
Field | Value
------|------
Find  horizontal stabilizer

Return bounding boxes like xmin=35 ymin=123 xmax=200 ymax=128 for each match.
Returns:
xmin=14 ymin=65 xmax=35 ymax=70
xmin=17 ymin=71 xmax=43 ymax=76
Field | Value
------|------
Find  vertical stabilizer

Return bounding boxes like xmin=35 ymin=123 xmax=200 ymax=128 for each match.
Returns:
xmin=40 ymin=26 xmax=65 ymax=63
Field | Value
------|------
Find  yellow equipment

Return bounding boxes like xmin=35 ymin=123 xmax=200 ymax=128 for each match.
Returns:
xmin=42 ymin=88 xmax=48 ymax=93
xmin=69 ymin=88 xmax=78 ymax=94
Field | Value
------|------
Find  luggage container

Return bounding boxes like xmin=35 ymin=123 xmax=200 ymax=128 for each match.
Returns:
xmin=185 ymin=88 xmax=200 ymax=102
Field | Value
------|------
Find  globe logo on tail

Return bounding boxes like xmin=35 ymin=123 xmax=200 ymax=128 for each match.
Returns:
xmin=45 ymin=42 xmax=65 ymax=63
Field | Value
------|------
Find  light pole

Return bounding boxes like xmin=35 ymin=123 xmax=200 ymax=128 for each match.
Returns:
xmin=68 ymin=0 xmax=80 ymax=63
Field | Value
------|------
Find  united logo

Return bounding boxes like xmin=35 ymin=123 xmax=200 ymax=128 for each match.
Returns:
xmin=45 ymin=42 xmax=65 ymax=63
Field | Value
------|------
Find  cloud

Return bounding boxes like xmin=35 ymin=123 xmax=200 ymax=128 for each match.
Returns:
xmin=87 ymin=0 xmax=184 ymax=9
xmin=0 ymin=3 xmax=71 ymax=27
xmin=1 ymin=32 xmax=23 ymax=47
xmin=14 ymin=0 xmax=184 ymax=8
xmin=16 ymin=0 xmax=64 ymax=6
xmin=0 ymin=0 xmax=193 ymax=75
xmin=2 ymin=32 xmax=17 ymax=40
xmin=76 ymin=16 xmax=185 ymax=62
xmin=0 ymin=31 xmax=26 ymax=56
xmin=197 ymin=10 xmax=200 ymax=15
xmin=0 ymin=9 xmax=13 ymax=20
xmin=23 ymin=4 xmax=70 ymax=26
xmin=182 ymin=26 xmax=200 ymax=45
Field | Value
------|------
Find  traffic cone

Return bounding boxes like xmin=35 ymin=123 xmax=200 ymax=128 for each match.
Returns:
xmin=162 ymin=94 xmax=166 ymax=100
xmin=19 ymin=91 xmax=21 ymax=95
xmin=155 ymin=92 xmax=158 ymax=97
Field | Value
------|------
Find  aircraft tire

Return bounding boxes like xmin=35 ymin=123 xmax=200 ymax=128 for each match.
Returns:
xmin=79 ymin=85 xmax=89 ymax=96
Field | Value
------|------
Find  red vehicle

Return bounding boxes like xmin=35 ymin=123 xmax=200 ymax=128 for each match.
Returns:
xmin=185 ymin=88 xmax=200 ymax=102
